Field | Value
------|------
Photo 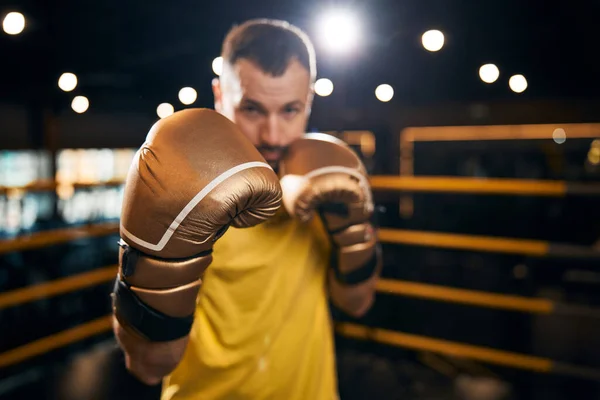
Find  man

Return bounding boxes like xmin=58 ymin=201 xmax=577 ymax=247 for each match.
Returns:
xmin=112 ymin=19 xmax=382 ymax=399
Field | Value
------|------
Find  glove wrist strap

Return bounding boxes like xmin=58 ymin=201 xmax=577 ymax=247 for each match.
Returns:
xmin=111 ymin=277 xmax=194 ymax=342
xmin=112 ymin=240 xmax=212 ymax=342
xmin=331 ymin=242 xmax=381 ymax=285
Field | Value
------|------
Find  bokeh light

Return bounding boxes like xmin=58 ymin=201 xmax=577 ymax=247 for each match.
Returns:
xmin=375 ymin=84 xmax=394 ymax=102
xmin=178 ymin=87 xmax=197 ymax=105
xmin=318 ymin=10 xmax=360 ymax=54
xmin=588 ymin=141 xmax=600 ymax=165
xmin=212 ymin=57 xmax=223 ymax=76
xmin=479 ymin=64 xmax=500 ymax=84
xmin=157 ymin=103 xmax=174 ymax=119
xmin=2 ymin=12 xmax=25 ymax=35
xmin=552 ymin=128 xmax=566 ymax=144
xmin=509 ymin=74 xmax=528 ymax=93
xmin=58 ymin=73 xmax=78 ymax=92
xmin=421 ymin=30 xmax=444 ymax=52
xmin=314 ymin=78 xmax=334 ymax=97
xmin=71 ymin=96 xmax=89 ymax=114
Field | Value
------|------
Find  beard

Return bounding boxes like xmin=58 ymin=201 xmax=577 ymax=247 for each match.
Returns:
xmin=256 ymin=145 xmax=287 ymax=174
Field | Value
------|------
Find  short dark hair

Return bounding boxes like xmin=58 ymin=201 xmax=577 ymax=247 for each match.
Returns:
xmin=220 ymin=19 xmax=317 ymax=82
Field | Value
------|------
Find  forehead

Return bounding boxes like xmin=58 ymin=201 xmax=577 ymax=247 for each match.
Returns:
xmin=232 ymin=58 xmax=311 ymax=105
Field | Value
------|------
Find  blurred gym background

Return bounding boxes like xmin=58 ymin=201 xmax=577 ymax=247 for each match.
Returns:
xmin=1 ymin=1 xmax=600 ymax=399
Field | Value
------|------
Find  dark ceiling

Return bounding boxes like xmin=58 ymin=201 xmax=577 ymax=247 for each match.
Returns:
xmin=1 ymin=0 xmax=600 ymax=115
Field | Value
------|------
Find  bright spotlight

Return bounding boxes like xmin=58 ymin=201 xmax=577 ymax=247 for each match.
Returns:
xmin=421 ymin=30 xmax=444 ymax=52
xmin=157 ymin=103 xmax=174 ymax=119
xmin=375 ymin=84 xmax=394 ymax=102
xmin=178 ymin=87 xmax=197 ymax=105
xmin=2 ymin=12 xmax=25 ymax=35
xmin=58 ymin=73 xmax=78 ymax=92
xmin=479 ymin=64 xmax=499 ymax=84
xmin=552 ymin=128 xmax=566 ymax=144
xmin=509 ymin=74 xmax=528 ymax=93
xmin=314 ymin=78 xmax=334 ymax=97
xmin=212 ymin=57 xmax=223 ymax=76
xmin=318 ymin=10 xmax=360 ymax=54
xmin=71 ymin=96 xmax=89 ymax=114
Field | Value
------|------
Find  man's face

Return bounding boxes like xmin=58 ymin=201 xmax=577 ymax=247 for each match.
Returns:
xmin=213 ymin=58 xmax=313 ymax=171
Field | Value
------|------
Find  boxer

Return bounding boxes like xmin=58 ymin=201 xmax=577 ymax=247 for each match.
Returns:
xmin=112 ymin=19 xmax=382 ymax=400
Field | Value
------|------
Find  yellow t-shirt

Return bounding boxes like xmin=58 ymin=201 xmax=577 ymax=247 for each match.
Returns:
xmin=161 ymin=212 xmax=338 ymax=400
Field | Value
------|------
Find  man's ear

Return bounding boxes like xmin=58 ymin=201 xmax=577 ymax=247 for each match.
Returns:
xmin=306 ymin=83 xmax=315 ymax=117
xmin=212 ymin=78 xmax=222 ymax=113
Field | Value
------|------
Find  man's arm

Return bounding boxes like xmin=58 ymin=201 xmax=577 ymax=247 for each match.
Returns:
xmin=277 ymin=133 xmax=382 ymax=318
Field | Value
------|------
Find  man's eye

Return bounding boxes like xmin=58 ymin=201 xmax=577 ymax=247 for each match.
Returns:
xmin=242 ymin=106 xmax=259 ymax=114
xmin=284 ymin=107 xmax=300 ymax=115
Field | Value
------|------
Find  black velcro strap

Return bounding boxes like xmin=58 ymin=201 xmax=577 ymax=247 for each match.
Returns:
xmin=112 ymin=277 xmax=194 ymax=342
xmin=332 ymin=243 xmax=382 ymax=285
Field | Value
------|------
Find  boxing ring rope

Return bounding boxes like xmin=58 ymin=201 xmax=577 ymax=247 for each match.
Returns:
xmin=378 ymin=229 xmax=600 ymax=258
xmin=376 ymin=279 xmax=600 ymax=318
xmin=0 ymin=223 xmax=119 ymax=255
xmin=370 ymin=176 xmax=600 ymax=197
xmin=0 ymin=265 xmax=117 ymax=310
xmin=337 ymin=322 xmax=550 ymax=372
xmin=398 ymin=123 xmax=600 ymax=216
xmin=0 ymin=262 xmax=118 ymax=368
xmin=377 ymin=280 xmax=549 ymax=314
xmin=335 ymin=323 xmax=600 ymax=381
xmin=0 ymin=179 xmax=125 ymax=195
xmin=0 ymin=316 xmax=112 ymax=369
xmin=0 ymin=180 xmax=56 ymax=194
xmin=401 ymin=123 xmax=600 ymax=143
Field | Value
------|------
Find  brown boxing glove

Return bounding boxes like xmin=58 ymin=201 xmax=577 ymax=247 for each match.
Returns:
xmin=278 ymin=133 xmax=381 ymax=284
xmin=112 ymin=108 xmax=281 ymax=379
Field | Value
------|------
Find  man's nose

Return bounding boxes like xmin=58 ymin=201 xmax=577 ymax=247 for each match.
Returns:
xmin=259 ymin=114 xmax=281 ymax=147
